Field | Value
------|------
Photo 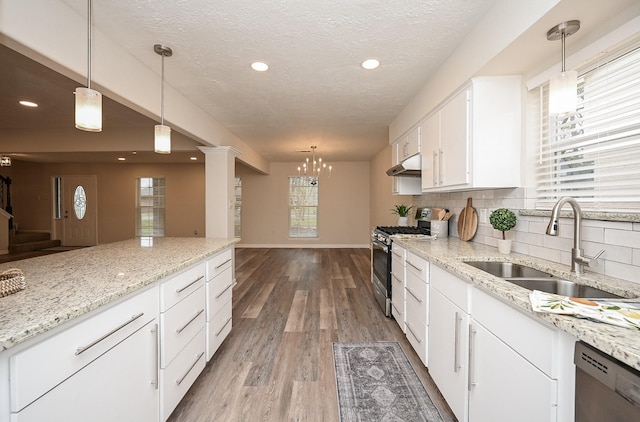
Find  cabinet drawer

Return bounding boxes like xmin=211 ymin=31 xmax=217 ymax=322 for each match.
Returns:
xmin=160 ymin=285 xmax=205 ymax=368
xmin=406 ymin=251 xmax=428 ymax=280
xmin=206 ymin=248 xmax=233 ymax=281
xmin=472 ymin=288 xmax=559 ymax=378
xmin=160 ymin=327 xmax=206 ymax=421
xmin=431 ymin=264 xmax=470 ymax=312
xmin=206 ymin=299 xmax=232 ymax=361
xmin=405 ymin=318 xmax=428 ymax=366
xmin=206 ymin=266 xmax=233 ymax=321
xmin=10 ymin=286 xmax=158 ymax=412
xmin=406 ymin=272 xmax=428 ymax=323
xmin=391 ymin=301 xmax=405 ymax=333
xmin=160 ymin=262 xmax=206 ymax=312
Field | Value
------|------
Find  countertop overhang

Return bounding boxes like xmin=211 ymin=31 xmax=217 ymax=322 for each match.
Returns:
xmin=0 ymin=237 xmax=239 ymax=352
xmin=393 ymin=237 xmax=640 ymax=371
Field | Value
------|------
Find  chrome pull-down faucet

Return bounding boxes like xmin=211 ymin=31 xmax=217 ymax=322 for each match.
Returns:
xmin=545 ymin=197 xmax=604 ymax=274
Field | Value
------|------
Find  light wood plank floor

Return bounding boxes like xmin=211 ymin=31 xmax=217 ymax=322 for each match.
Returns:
xmin=168 ymin=248 xmax=456 ymax=422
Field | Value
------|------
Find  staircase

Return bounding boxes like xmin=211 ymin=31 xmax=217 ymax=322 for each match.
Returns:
xmin=9 ymin=231 xmax=61 ymax=254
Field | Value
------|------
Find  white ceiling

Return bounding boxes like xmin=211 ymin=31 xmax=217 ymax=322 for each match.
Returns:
xmin=1 ymin=0 xmax=498 ymax=164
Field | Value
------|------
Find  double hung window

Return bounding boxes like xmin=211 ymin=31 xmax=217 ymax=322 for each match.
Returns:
xmin=136 ymin=177 xmax=166 ymax=237
xmin=288 ymin=176 xmax=318 ymax=238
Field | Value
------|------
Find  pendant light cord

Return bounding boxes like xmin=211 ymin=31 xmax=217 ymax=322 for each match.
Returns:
xmin=87 ymin=0 xmax=92 ymax=89
xmin=160 ymin=53 xmax=165 ymax=125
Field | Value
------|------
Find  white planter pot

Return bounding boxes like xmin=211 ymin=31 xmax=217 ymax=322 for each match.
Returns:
xmin=398 ymin=216 xmax=408 ymax=226
xmin=497 ymin=239 xmax=512 ymax=254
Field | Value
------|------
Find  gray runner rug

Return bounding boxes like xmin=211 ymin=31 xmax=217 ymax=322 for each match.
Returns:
xmin=333 ymin=342 xmax=444 ymax=422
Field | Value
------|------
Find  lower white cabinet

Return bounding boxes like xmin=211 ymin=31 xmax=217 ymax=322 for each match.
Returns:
xmin=9 ymin=287 xmax=160 ymax=422
xmin=405 ymin=251 xmax=429 ymax=366
xmin=428 ymin=265 xmax=470 ymax=422
xmin=205 ymin=247 xmax=234 ymax=361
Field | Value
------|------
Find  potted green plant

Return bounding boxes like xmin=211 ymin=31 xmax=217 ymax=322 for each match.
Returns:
xmin=391 ymin=204 xmax=413 ymax=226
xmin=489 ymin=208 xmax=517 ymax=254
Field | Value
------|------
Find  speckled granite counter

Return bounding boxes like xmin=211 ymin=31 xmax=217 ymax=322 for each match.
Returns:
xmin=0 ymin=237 xmax=238 ymax=351
xmin=394 ymin=237 xmax=640 ymax=371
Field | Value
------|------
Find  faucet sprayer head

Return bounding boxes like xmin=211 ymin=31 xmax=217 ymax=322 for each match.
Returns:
xmin=546 ymin=219 xmax=559 ymax=236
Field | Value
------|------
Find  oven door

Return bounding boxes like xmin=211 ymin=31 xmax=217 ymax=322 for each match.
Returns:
xmin=371 ymin=239 xmax=391 ymax=316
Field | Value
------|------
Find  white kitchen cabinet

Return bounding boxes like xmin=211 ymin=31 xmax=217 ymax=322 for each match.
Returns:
xmin=391 ymin=126 xmax=422 ymax=195
xmin=205 ymin=247 xmax=234 ymax=361
xmin=404 ymin=251 xmax=429 ymax=366
xmin=421 ymin=75 xmax=521 ymax=192
xmin=428 ymin=265 xmax=470 ymax=422
xmin=390 ymin=243 xmax=406 ymax=333
xmin=9 ymin=287 xmax=159 ymax=422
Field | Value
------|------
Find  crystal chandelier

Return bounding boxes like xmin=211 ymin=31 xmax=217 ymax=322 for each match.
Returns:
xmin=297 ymin=146 xmax=332 ymax=186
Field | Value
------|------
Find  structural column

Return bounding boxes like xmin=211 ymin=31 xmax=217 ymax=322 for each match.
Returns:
xmin=199 ymin=146 xmax=240 ymax=239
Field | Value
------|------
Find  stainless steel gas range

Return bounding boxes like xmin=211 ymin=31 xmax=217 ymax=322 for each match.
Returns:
xmin=370 ymin=225 xmax=432 ymax=317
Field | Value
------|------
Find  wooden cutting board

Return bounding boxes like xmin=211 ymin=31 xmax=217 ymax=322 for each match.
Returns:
xmin=457 ymin=197 xmax=478 ymax=241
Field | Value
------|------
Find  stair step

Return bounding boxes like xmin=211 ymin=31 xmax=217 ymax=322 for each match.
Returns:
xmin=10 ymin=231 xmax=52 ymax=244
xmin=9 ymin=239 xmax=62 ymax=254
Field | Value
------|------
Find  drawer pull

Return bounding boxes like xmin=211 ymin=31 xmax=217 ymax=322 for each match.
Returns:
xmin=151 ymin=323 xmax=159 ymax=389
xmin=406 ymin=322 xmax=421 ymax=344
xmin=176 ymin=352 xmax=204 ymax=386
xmin=214 ymin=258 xmax=232 ymax=270
xmin=406 ymin=287 xmax=422 ymax=303
xmin=176 ymin=309 xmax=205 ymax=334
xmin=176 ymin=275 xmax=204 ymax=294
xmin=407 ymin=260 xmax=422 ymax=272
xmin=391 ymin=273 xmax=402 ymax=283
xmin=215 ymin=282 xmax=234 ymax=299
xmin=215 ymin=317 xmax=232 ymax=337
xmin=76 ymin=312 xmax=144 ymax=355
xmin=392 ymin=250 xmax=403 ymax=258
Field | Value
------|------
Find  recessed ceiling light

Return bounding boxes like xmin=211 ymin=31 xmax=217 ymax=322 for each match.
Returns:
xmin=19 ymin=100 xmax=38 ymax=107
xmin=251 ymin=61 xmax=269 ymax=72
xmin=117 ymin=157 xmax=126 ymax=161
xmin=361 ymin=59 xmax=380 ymax=70
xmin=190 ymin=156 xmax=198 ymax=161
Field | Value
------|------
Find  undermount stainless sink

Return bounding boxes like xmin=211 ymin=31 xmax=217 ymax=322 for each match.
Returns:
xmin=463 ymin=261 xmax=554 ymax=279
xmin=463 ymin=260 xmax=623 ymax=299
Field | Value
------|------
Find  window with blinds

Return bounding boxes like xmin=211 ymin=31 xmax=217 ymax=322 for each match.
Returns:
xmin=136 ymin=177 xmax=166 ymax=237
xmin=535 ymin=42 xmax=640 ymax=211
xmin=289 ymin=176 xmax=318 ymax=238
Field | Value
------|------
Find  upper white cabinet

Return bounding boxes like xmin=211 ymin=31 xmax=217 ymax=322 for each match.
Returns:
xmin=421 ymin=76 xmax=522 ymax=192
xmin=391 ymin=126 xmax=422 ymax=195
xmin=395 ymin=126 xmax=421 ymax=163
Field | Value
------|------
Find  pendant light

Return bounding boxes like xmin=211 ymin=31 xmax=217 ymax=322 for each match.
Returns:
xmin=547 ymin=20 xmax=580 ymax=115
xmin=75 ymin=0 xmax=102 ymax=132
xmin=154 ymin=44 xmax=172 ymax=154
xmin=297 ymin=146 xmax=332 ymax=186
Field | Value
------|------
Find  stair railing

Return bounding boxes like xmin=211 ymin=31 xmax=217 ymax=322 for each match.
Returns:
xmin=0 ymin=175 xmax=13 ymax=230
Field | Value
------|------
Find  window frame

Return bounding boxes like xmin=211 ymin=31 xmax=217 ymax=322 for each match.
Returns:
xmin=288 ymin=176 xmax=319 ymax=238
xmin=135 ymin=177 xmax=166 ymax=237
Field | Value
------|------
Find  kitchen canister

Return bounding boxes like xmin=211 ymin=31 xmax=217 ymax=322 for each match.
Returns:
xmin=431 ymin=220 xmax=449 ymax=238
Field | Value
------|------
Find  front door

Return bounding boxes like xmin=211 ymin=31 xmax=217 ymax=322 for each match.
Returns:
xmin=61 ymin=175 xmax=98 ymax=247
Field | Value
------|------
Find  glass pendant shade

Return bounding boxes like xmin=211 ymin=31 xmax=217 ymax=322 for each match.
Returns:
xmin=75 ymin=87 xmax=102 ymax=132
xmin=154 ymin=124 xmax=171 ymax=154
xmin=549 ymin=70 xmax=577 ymax=115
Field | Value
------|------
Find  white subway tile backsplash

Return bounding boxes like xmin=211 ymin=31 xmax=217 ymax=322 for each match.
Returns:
xmin=414 ymin=187 xmax=640 ymax=284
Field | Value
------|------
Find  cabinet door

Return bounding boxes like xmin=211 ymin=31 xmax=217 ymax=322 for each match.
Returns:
xmin=469 ymin=322 xmax=558 ymax=422
xmin=439 ymin=89 xmax=469 ymax=188
xmin=421 ymin=113 xmax=440 ymax=190
xmin=13 ymin=321 xmax=159 ymax=422
xmin=428 ymin=289 xmax=469 ymax=422
xmin=404 ymin=126 xmax=421 ymax=159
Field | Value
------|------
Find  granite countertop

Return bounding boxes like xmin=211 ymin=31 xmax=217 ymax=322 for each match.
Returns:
xmin=394 ymin=237 xmax=640 ymax=371
xmin=0 ymin=237 xmax=239 ymax=352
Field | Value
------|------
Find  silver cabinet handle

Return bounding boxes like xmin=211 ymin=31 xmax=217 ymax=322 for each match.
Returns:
xmin=176 ymin=352 xmax=204 ymax=386
xmin=214 ymin=258 xmax=232 ymax=270
xmin=392 ymin=250 xmax=403 ymax=258
xmin=215 ymin=282 xmax=234 ymax=299
xmin=468 ymin=325 xmax=477 ymax=390
xmin=432 ymin=151 xmax=438 ymax=186
xmin=391 ymin=303 xmax=400 ymax=315
xmin=76 ymin=312 xmax=144 ymax=355
xmin=406 ymin=322 xmax=421 ymax=344
xmin=454 ymin=312 xmax=462 ymax=373
xmin=438 ymin=147 xmax=444 ymax=185
xmin=176 ymin=309 xmax=205 ymax=334
xmin=176 ymin=275 xmax=204 ymax=293
xmin=407 ymin=260 xmax=422 ymax=272
xmin=391 ymin=273 xmax=402 ymax=283
xmin=406 ymin=287 xmax=422 ymax=303
xmin=215 ymin=317 xmax=232 ymax=337
xmin=151 ymin=323 xmax=159 ymax=389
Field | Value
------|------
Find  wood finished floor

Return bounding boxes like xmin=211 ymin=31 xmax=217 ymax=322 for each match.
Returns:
xmin=168 ymin=248 xmax=456 ymax=422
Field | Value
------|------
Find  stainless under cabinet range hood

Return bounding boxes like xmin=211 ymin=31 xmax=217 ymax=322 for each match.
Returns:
xmin=386 ymin=154 xmax=421 ymax=177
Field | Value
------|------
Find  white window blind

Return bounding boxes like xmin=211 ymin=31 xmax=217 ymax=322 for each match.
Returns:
xmin=289 ymin=176 xmax=318 ymax=238
xmin=136 ymin=177 xmax=166 ymax=237
xmin=535 ymin=42 xmax=640 ymax=211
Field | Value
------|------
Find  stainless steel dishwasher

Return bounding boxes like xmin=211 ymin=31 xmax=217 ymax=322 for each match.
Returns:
xmin=575 ymin=341 xmax=640 ymax=421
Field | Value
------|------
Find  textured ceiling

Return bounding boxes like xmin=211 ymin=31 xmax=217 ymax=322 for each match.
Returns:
xmin=2 ymin=0 xmax=497 ymax=163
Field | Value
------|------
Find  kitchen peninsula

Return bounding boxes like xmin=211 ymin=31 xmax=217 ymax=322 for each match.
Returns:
xmin=0 ymin=237 xmax=238 ymax=422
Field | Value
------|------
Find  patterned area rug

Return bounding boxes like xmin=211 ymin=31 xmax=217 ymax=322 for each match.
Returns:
xmin=333 ymin=342 xmax=444 ymax=422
